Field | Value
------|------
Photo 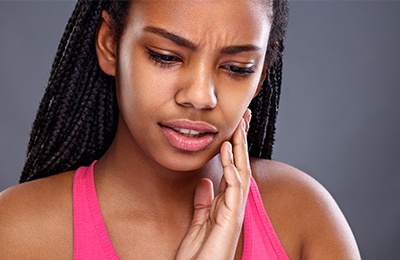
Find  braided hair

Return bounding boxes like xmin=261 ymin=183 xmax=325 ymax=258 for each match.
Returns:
xmin=20 ymin=0 xmax=289 ymax=183
xmin=248 ymin=0 xmax=289 ymax=158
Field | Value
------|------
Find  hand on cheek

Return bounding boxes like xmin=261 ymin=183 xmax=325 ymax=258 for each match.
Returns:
xmin=176 ymin=109 xmax=252 ymax=259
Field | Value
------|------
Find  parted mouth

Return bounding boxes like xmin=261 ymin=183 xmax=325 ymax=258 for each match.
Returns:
xmin=159 ymin=120 xmax=218 ymax=152
xmin=159 ymin=120 xmax=218 ymax=138
xmin=169 ymin=127 xmax=208 ymax=138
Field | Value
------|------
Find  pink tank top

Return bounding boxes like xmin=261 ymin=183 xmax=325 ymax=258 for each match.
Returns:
xmin=73 ymin=161 xmax=288 ymax=259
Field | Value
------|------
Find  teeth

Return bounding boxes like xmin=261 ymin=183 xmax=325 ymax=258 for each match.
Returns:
xmin=180 ymin=129 xmax=192 ymax=135
xmin=173 ymin=128 xmax=204 ymax=137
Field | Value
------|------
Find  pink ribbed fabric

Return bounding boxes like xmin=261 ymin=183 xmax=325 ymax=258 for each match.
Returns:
xmin=73 ymin=161 xmax=119 ymax=260
xmin=73 ymin=161 xmax=288 ymax=259
xmin=241 ymin=177 xmax=289 ymax=260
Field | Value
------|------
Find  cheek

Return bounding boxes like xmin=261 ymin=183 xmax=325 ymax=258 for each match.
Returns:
xmin=116 ymin=52 xmax=166 ymax=117
xmin=218 ymin=83 xmax=258 ymax=135
xmin=225 ymin=77 xmax=260 ymax=109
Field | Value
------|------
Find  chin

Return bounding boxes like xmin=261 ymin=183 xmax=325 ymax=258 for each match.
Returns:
xmin=156 ymin=150 xmax=219 ymax=173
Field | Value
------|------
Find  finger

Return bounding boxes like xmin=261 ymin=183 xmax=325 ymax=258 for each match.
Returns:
xmin=190 ymin=178 xmax=214 ymax=228
xmin=223 ymin=110 xmax=251 ymax=192
xmin=220 ymin=141 xmax=243 ymax=209
xmin=218 ymin=142 xmax=231 ymax=194
xmin=176 ymin=179 xmax=213 ymax=260
xmin=218 ymin=173 xmax=227 ymax=195
xmin=231 ymin=118 xmax=251 ymax=192
xmin=243 ymin=108 xmax=252 ymax=132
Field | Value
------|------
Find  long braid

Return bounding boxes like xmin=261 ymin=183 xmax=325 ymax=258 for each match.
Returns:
xmin=21 ymin=0 xmax=289 ymax=182
xmin=21 ymin=1 xmax=119 ymax=182
xmin=248 ymin=0 xmax=289 ymax=159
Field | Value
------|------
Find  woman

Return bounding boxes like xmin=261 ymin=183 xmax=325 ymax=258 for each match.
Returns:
xmin=0 ymin=0 xmax=360 ymax=259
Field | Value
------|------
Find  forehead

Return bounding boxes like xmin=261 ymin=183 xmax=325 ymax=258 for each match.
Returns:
xmin=125 ymin=0 xmax=271 ymax=49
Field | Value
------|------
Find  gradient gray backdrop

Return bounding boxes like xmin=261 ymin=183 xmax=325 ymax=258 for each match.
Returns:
xmin=1 ymin=1 xmax=399 ymax=259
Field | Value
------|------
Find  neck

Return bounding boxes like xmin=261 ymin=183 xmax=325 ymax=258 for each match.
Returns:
xmin=94 ymin=121 xmax=223 ymax=216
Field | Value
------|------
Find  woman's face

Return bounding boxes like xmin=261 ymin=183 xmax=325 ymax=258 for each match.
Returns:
xmin=115 ymin=0 xmax=271 ymax=171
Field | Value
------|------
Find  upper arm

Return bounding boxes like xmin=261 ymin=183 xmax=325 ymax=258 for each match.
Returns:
xmin=0 ymin=186 xmax=38 ymax=258
xmin=295 ymin=172 xmax=361 ymax=259
xmin=251 ymin=159 xmax=361 ymax=260
xmin=0 ymin=174 xmax=74 ymax=259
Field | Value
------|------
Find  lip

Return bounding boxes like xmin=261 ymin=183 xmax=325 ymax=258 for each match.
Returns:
xmin=160 ymin=120 xmax=218 ymax=133
xmin=159 ymin=120 xmax=218 ymax=152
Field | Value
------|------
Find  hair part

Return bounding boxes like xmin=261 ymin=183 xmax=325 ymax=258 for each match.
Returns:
xmin=20 ymin=0 xmax=289 ymax=183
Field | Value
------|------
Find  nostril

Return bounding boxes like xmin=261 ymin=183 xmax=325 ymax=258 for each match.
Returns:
xmin=178 ymin=101 xmax=194 ymax=108
xmin=175 ymin=86 xmax=217 ymax=110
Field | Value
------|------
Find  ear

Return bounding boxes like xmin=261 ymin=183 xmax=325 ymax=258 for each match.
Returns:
xmin=254 ymin=65 xmax=267 ymax=97
xmin=96 ymin=11 xmax=117 ymax=76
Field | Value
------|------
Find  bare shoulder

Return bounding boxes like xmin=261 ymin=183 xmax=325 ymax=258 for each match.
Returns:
xmin=250 ymin=158 xmax=361 ymax=260
xmin=0 ymin=171 xmax=74 ymax=259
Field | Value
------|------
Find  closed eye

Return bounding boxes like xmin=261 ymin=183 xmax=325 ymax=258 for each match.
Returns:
xmin=221 ymin=64 xmax=255 ymax=79
xmin=146 ymin=49 xmax=181 ymax=68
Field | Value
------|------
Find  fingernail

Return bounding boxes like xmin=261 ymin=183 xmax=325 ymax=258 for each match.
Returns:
xmin=227 ymin=142 xmax=233 ymax=163
xmin=228 ymin=141 xmax=232 ymax=153
xmin=245 ymin=109 xmax=251 ymax=132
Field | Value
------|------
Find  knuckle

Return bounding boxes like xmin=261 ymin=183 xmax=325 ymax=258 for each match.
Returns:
xmin=236 ymin=165 xmax=251 ymax=175
xmin=233 ymin=138 xmax=247 ymax=147
xmin=238 ymin=179 xmax=244 ymax=189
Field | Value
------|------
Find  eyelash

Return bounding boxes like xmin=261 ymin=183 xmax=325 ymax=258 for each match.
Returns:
xmin=222 ymin=65 xmax=255 ymax=79
xmin=147 ymin=49 xmax=180 ymax=68
xmin=146 ymin=49 xmax=255 ymax=78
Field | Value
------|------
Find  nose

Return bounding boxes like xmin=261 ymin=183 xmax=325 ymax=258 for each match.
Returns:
xmin=175 ymin=63 xmax=217 ymax=110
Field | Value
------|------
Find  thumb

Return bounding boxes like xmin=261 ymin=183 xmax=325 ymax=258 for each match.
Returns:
xmin=176 ymin=179 xmax=214 ymax=260
xmin=190 ymin=178 xmax=214 ymax=228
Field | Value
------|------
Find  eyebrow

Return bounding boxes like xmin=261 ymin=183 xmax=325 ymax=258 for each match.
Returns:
xmin=143 ymin=26 xmax=262 ymax=54
xmin=143 ymin=26 xmax=197 ymax=51
xmin=220 ymin=45 xmax=262 ymax=55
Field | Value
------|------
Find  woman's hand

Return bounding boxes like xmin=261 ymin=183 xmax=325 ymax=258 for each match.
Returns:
xmin=176 ymin=109 xmax=252 ymax=260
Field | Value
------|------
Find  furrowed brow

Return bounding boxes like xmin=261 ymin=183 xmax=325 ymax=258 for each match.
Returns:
xmin=143 ymin=26 xmax=197 ymax=51
xmin=221 ymin=44 xmax=262 ymax=55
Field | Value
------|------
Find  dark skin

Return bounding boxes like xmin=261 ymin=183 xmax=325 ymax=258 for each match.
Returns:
xmin=0 ymin=160 xmax=360 ymax=259
xmin=0 ymin=1 xmax=360 ymax=259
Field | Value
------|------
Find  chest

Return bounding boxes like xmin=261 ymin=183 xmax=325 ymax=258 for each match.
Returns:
xmin=75 ymin=215 xmax=244 ymax=259
xmin=108 ymin=222 xmax=245 ymax=260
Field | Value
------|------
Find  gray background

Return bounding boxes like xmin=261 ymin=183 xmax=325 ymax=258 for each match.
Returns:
xmin=0 ymin=1 xmax=399 ymax=259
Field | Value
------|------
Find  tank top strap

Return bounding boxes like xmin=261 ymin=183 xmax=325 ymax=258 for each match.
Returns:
xmin=241 ymin=177 xmax=289 ymax=260
xmin=73 ymin=161 xmax=119 ymax=260
xmin=73 ymin=162 xmax=287 ymax=259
